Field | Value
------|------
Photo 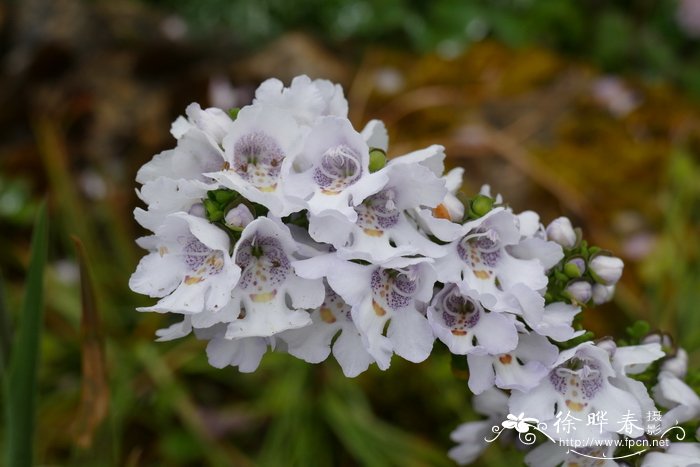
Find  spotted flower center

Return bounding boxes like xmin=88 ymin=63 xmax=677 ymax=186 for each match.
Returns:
xmin=457 ymin=228 xmax=502 ymax=280
xmin=312 ymin=144 xmax=363 ymax=194
xmin=181 ymin=236 xmax=225 ymax=284
xmin=319 ymin=286 xmax=353 ymax=324
xmin=355 ymin=188 xmax=400 ymax=236
xmin=236 ymin=236 xmax=291 ymax=303
xmin=232 ymin=132 xmax=284 ymax=191
xmin=549 ymin=357 xmax=604 ymax=413
xmin=439 ymin=286 xmax=481 ymax=336
xmin=370 ymin=267 xmax=418 ymax=316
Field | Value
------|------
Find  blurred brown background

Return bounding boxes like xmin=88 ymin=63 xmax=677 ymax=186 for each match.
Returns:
xmin=1 ymin=0 xmax=699 ymax=465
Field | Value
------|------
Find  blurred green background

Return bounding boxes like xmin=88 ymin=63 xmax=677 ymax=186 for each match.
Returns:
xmin=1 ymin=0 xmax=700 ymax=465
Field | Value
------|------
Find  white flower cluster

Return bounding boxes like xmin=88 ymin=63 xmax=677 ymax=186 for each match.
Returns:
xmin=130 ymin=75 xmax=698 ymax=466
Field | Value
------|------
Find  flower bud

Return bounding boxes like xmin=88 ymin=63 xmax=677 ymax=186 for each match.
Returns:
xmin=596 ymin=337 xmax=617 ymax=357
xmin=546 ymin=217 xmax=577 ymax=249
xmin=641 ymin=332 xmax=673 ymax=349
xmin=589 ymin=255 xmax=624 ymax=285
xmin=592 ymin=284 xmax=615 ymax=304
xmin=225 ymin=204 xmax=255 ymax=230
xmin=470 ymin=194 xmax=494 ymax=218
xmin=564 ymin=280 xmax=592 ymax=304
xmin=368 ymin=148 xmax=387 ymax=172
xmin=564 ymin=257 xmax=586 ymax=278
xmin=661 ymin=348 xmax=688 ymax=379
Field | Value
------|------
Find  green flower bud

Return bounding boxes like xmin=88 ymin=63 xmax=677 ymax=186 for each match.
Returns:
xmin=368 ymin=148 xmax=387 ymax=172
xmin=564 ymin=257 xmax=586 ymax=278
xmin=470 ymin=194 xmax=494 ymax=218
xmin=228 ymin=107 xmax=240 ymax=120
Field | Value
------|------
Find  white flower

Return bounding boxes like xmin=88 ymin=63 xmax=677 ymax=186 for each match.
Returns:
xmin=153 ymin=303 xmax=276 ymax=374
xmin=205 ymin=328 xmax=273 ymax=373
xmin=130 ymin=213 xmax=239 ymax=314
xmin=360 ymin=119 xmax=389 ymax=151
xmin=387 ymin=143 xmax=446 ymax=176
xmin=641 ymin=442 xmax=700 ymax=467
xmin=509 ymin=211 xmax=565 ymax=270
xmin=589 ymin=255 xmax=624 ymax=285
xmin=610 ymin=343 xmax=665 ymax=425
xmin=211 ymin=105 xmax=306 ymax=217
xmin=170 ymin=102 xmax=235 ymax=146
xmin=653 ymin=370 xmax=700 ymax=430
xmin=509 ymin=342 xmax=655 ymax=440
xmin=307 ymin=156 xmax=447 ymax=262
xmin=294 ymin=254 xmax=436 ymax=370
xmin=414 ymin=167 xmax=468 ymax=240
xmin=278 ymin=283 xmax=375 ymax=377
xmin=546 ymin=217 xmax=577 ymax=249
xmin=436 ymin=171 xmax=465 ymax=222
xmin=448 ymin=388 xmax=509 ymax=465
xmin=503 ymin=284 xmax=582 ymax=342
xmin=154 ymin=316 xmax=193 ymax=342
xmin=253 ymin=75 xmax=348 ymax=126
xmin=199 ymin=217 xmax=326 ymax=338
xmin=427 ymin=283 xmax=518 ymax=356
xmin=134 ymin=177 xmax=213 ymax=232
xmin=285 ymin=116 xmax=387 ymax=222
xmin=137 ymin=114 xmax=229 ymax=185
xmin=434 ymin=210 xmax=549 ymax=303
xmin=467 ymin=332 xmax=559 ymax=394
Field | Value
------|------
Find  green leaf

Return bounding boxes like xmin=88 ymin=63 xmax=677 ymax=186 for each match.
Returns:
xmin=4 ymin=201 xmax=48 ymax=467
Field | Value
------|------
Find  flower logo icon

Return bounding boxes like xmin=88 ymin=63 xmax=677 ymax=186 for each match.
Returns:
xmin=502 ymin=413 xmax=539 ymax=433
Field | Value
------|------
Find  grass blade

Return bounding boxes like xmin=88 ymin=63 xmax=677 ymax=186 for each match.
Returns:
xmin=71 ymin=237 xmax=110 ymax=455
xmin=0 ymin=273 xmax=11 ymax=376
xmin=4 ymin=201 xmax=48 ymax=467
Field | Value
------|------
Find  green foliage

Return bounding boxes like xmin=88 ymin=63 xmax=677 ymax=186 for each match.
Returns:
xmin=145 ymin=0 xmax=700 ymax=97
xmin=4 ymin=202 xmax=48 ymax=467
xmin=641 ymin=150 xmax=700 ymax=352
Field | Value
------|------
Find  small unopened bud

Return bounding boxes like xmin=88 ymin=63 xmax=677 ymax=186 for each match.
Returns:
xmin=592 ymin=284 xmax=615 ymax=305
xmin=641 ymin=332 xmax=673 ymax=349
xmin=470 ymin=194 xmax=494 ymax=218
xmin=546 ymin=217 xmax=577 ymax=249
xmin=564 ymin=280 xmax=592 ymax=304
xmin=661 ymin=348 xmax=688 ymax=379
xmin=589 ymin=255 xmax=624 ymax=285
xmin=596 ymin=338 xmax=617 ymax=357
xmin=368 ymin=148 xmax=387 ymax=172
xmin=188 ymin=202 xmax=206 ymax=218
xmin=564 ymin=257 xmax=586 ymax=278
xmin=225 ymin=204 xmax=254 ymax=229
